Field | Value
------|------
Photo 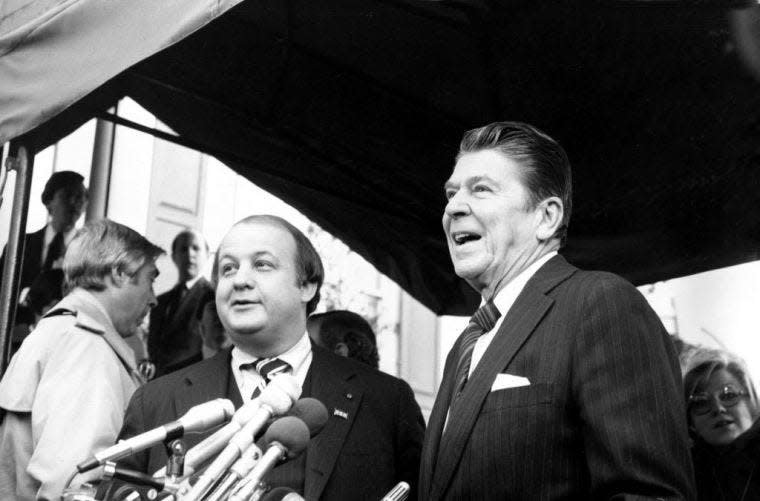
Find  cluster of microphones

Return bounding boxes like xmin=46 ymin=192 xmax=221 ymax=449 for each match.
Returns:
xmin=65 ymin=374 xmax=409 ymax=501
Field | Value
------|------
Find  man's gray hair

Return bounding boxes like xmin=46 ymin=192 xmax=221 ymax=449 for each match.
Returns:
xmin=64 ymin=219 xmax=164 ymax=291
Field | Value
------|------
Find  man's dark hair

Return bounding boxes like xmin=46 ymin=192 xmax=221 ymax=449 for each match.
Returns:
xmin=309 ymin=310 xmax=379 ymax=369
xmin=41 ymin=171 xmax=85 ymax=205
xmin=458 ymin=121 xmax=573 ymax=246
xmin=213 ymin=215 xmax=324 ymax=314
xmin=171 ymin=229 xmax=209 ymax=254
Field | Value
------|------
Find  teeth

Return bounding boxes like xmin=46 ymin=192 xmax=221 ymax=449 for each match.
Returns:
xmin=452 ymin=232 xmax=478 ymax=244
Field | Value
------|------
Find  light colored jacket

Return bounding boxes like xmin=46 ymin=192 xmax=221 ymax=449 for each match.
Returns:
xmin=0 ymin=288 xmax=142 ymax=500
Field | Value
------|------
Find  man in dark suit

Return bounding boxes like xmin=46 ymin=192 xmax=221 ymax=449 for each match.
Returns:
xmin=147 ymin=229 xmax=213 ymax=376
xmin=0 ymin=170 xmax=87 ymax=353
xmin=419 ymin=122 xmax=695 ymax=500
xmin=119 ymin=215 xmax=424 ymax=500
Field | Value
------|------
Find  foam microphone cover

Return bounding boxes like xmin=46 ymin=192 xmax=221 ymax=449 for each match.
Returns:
xmin=287 ymin=398 xmax=329 ymax=437
xmin=264 ymin=416 xmax=310 ymax=459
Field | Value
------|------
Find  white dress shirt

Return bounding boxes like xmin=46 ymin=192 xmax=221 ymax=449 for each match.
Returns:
xmin=230 ymin=332 xmax=312 ymax=400
xmin=469 ymin=251 xmax=557 ymax=377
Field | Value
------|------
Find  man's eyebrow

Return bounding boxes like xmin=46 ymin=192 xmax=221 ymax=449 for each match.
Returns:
xmin=444 ymin=175 xmax=495 ymax=190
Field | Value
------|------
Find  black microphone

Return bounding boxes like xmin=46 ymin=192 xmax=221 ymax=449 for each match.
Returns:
xmin=261 ymin=487 xmax=305 ymax=501
xmin=286 ymin=398 xmax=328 ymax=437
xmin=77 ymin=399 xmax=234 ymax=473
xmin=102 ymin=462 xmax=182 ymax=495
xmin=228 ymin=416 xmax=310 ymax=501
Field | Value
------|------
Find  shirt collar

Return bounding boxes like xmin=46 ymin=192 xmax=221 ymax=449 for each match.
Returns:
xmin=490 ymin=251 xmax=557 ymax=316
xmin=231 ymin=331 xmax=313 ymax=373
xmin=184 ymin=275 xmax=202 ymax=290
xmin=44 ymin=224 xmax=77 ymax=247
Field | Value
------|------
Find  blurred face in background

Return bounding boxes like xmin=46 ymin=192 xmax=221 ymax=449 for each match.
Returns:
xmin=690 ymin=368 xmax=755 ymax=447
xmin=46 ymin=183 xmax=88 ymax=232
xmin=172 ymin=231 xmax=208 ymax=283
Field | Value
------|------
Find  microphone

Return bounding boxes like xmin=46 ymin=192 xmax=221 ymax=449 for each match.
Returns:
xmin=215 ymin=399 xmax=327 ymax=501
xmin=228 ymin=416 xmax=310 ymax=501
xmin=101 ymin=461 xmax=183 ymax=496
xmin=261 ymin=487 xmax=305 ymax=501
xmin=201 ymin=443 xmax=263 ymax=501
xmin=286 ymin=398 xmax=328 ymax=438
xmin=182 ymin=376 xmax=301 ymax=501
xmin=77 ymin=399 xmax=234 ymax=473
xmin=156 ymin=373 xmax=301 ymax=477
xmin=381 ymin=481 xmax=411 ymax=501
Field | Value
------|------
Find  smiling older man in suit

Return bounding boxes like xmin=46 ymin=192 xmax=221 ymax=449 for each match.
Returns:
xmin=119 ymin=215 xmax=424 ymax=500
xmin=419 ymin=122 xmax=695 ymax=500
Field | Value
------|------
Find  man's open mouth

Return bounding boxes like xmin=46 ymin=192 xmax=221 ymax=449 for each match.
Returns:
xmin=452 ymin=231 xmax=481 ymax=246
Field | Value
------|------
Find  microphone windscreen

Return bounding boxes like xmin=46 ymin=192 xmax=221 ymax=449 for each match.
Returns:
xmin=287 ymin=398 xmax=328 ymax=437
xmin=260 ymin=374 xmax=301 ymax=414
xmin=264 ymin=416 xmax=310 ymax=456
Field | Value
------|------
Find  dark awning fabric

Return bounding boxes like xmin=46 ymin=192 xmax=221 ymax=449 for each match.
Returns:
xmin=12 ymin=1 xmax=760 ymax=315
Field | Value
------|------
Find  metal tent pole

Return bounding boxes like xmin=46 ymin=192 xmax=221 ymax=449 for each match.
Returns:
xmin=0 ymin=145 xmax=34 ymax=375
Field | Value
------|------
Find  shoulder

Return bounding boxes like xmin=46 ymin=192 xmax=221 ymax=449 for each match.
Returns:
xmin=140 ymin=351 xmax=227 ymax=395
xmin=313 ymin=346 xmax=414 ymax=395
xmin=558 ymin=267 xmax=642 ymax=301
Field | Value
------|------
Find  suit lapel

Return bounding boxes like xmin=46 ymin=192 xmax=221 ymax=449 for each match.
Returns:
xmin=173 ymin=348 xmax=238 ymax=416
xmin=429 ymin=256 xmax=576 ymax=499
xmin=420 ymin=337 xmax=461 ymax=493
xmin=304 ymin=347 xmax=363 ymax=501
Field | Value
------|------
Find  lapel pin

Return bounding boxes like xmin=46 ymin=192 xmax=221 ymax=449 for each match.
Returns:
xmin=333 ymin=408 xmax=348 ymax=419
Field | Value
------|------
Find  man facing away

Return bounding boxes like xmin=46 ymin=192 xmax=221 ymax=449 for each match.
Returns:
xmin=0 ymin=219 xmax=163 ymax=500
xmin=119 ymin=215 xmax=425 ymax=500
xmin=419 ymin=121 xmax=695 ymax=500
xmin=147 ymin=229 xmax=213 ymax=376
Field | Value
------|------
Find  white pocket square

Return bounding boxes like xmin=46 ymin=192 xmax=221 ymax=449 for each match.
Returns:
xmin=491 ymin=373 xmax=531 ymax=391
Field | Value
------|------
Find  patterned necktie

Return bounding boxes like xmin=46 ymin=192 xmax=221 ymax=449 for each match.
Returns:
xmin=242 ymin=358 xmax=292 ymax=399
xmin=451 ymin=301 xmax=501 ymax=400
xmin=43 ymin=232 xmax=64 ymax=270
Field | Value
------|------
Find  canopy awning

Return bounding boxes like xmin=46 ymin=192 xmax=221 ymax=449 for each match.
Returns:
xmin=2 ymin=1 xmax=760 ymax=315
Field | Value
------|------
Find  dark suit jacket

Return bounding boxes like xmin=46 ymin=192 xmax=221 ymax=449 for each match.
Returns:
xmin=0 ymin=226 xmax=45 ymax=294
xmin=147 ymin=278 xmax=213 ymax=375
xmin=420 ymin=255 xmax=695 ymax=500
xmin=118 ymin=344 xmax=425 ymax=500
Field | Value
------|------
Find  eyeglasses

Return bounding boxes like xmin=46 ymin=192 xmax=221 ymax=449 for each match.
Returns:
xmin=688 ymin=385 xmax=747 ymax=416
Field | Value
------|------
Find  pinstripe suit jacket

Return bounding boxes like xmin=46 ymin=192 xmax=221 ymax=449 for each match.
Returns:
xmin=420 ymin=255 xmax=695 ymax=500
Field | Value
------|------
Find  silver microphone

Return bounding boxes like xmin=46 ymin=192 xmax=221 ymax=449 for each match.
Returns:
xmin=182 ymin=375 xmax=301 ymax=501
xmin=228 ymin=416 xmax=310 ymax=501
xmin=77 ymin=399 xmax=234 ymax=473
xmin=380 ymin=481 xmax=410 ymax=501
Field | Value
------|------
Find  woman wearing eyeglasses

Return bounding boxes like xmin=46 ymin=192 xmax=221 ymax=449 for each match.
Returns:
xmin=683 ymin=349 xmax=760 ymax=500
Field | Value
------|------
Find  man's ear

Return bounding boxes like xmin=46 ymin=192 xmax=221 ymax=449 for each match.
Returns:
xmin=333 ymin=342 xmax=349 ymax=358
xmin=300 ymin=281 xmax=318 ymax=305
xmin=110 ymin=267 xmax=128 ymax=288
xmin=535 ymin=196 xmax=563 ymax=241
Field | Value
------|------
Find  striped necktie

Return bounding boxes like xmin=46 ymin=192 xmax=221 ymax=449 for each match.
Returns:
xmin=242 ymin=358 xmax=292 ymax=399
xmin=451 ymin=301 xmax=501 ymax=400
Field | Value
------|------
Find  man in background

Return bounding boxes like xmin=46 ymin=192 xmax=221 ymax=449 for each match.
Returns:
xmin=308 ymin=310 xmax=380 ymax=369
xmin=419 ymin=121 xmax=694 ymax=499
xmin=147 ymin=229 xmax=213 ymax=376
xmin=119 ymin=215 xmax=424 ymax=500
xmin=0 ymin=219 xmax=162 ymax=500
xmin=0 ymin=170 xmax=88 ymax=353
